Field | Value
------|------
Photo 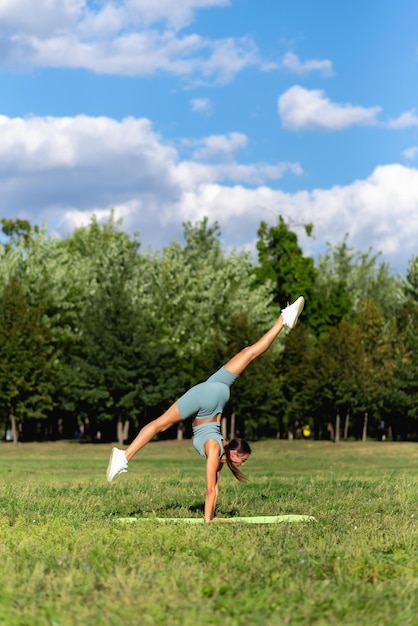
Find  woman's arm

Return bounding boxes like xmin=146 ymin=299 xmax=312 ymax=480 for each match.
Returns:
xmin=204 ymin=441 xmax=222 ymax=522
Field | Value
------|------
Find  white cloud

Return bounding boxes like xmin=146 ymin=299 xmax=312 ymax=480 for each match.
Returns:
xmin=387 ymin=109 xmax=418 ymax=129
xmin=0 ymin=0 xmax=83 ymax=35
xmin=278 ymin=86 xmax=382 ymax=131
xmin=176 ymin=160 xmax=302 ymax=186
xmin=124 ymin=0 xmax=230 ymax=29
xmin=0 ymin=0 xmax=229 ymax=33
xmin=185 ymin=132 xmax=248 ymax=160
xmin=190 ymin=97 xmax=212 ymax=114
xmin=217 ymin=162 xmax=302 ymax=184
xmin=282 ymin=52 xmax=333 ymax=77
xmin=403 ymin=146 xmax=418 ymax=161
xmin=11 ymin=31 xmax=258 ymax=82
xmin=171 ymin=164 xmax=418 ymax=272
xmin=0 ymin=113 xmax=416 ymax=274
xmin=0 ymin=114 xmax=177 ymax=172
xmin=0 ymin=114 xmax=181 ymax=244
xmin=0 ymin=0 xmax=258 ymax=83
xmin=179 ymin=132 xmax=302 ymax=182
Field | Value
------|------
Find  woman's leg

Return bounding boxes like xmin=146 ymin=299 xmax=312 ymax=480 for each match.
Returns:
xmin=224 ymin=296 xmax=304 ymax=376
xmin=223 ymin=316 xmax=284 ymax=376
xmin=125 ymin=403 xmax=182 ymax=461
xmin=106 ymin=403 xmax=182 ymax=482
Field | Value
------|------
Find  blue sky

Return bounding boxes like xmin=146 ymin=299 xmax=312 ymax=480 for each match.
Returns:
xmin=0 ymin=0 xmax=417 ymax=275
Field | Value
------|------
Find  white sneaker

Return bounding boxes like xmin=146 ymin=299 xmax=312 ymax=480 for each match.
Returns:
xmin=281 ymin=296 xmax=305 ymax=329
xmin=106 ymin=447 xmax=128 ymax=483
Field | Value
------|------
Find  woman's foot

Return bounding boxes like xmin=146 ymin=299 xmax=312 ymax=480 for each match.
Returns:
xmin=106 ymin=447 xmax=128 ymax=483
xmin=281 ymin=296 xmax=305 ymax=329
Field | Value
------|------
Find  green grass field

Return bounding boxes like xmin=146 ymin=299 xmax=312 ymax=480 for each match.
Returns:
xmin=0 ymin=439 xmax=417 ymax=626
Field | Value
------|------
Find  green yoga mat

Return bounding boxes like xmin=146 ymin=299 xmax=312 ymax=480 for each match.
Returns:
xmin=117 ymin=515 xmax=316 ymax=524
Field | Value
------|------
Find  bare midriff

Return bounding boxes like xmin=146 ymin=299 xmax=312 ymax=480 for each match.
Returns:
xmin=192 ymin=412 xmax=222 ymax=428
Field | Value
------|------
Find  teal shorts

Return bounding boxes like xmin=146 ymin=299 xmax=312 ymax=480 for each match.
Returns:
xmin=177 ymin=367 xmax=238 ymax=421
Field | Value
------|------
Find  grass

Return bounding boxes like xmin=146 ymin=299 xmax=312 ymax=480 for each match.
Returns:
xmin=0 ymin=439 xmax=417 ymax=626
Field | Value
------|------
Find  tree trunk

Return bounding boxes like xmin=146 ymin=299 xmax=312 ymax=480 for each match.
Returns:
xmin=344 ymin=410 xmax=350 ymax=440
xmin=327 ymin=421 xmax=334 ymax=441
xmin=335 ymin=411 xmax=340 ymax=443
xmin=362 ymin=411 xmax=368 ymax=442
xmin=117 ymin=417 xmax=123 ymax=446
xmin=229 ymin=408 xmax=236 ymax=441
xmin=10 ymin=412 xmax=18 ymax=446
xmin=176 ymin=422 xmax=184 ymax=440
xmin=116 ymin=417 xmax=130 ymax=446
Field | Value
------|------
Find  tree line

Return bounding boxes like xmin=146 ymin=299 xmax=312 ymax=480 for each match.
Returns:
xmin=0 ymin=215 xmax=417 ymax=445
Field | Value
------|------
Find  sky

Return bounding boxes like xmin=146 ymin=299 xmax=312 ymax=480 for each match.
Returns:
xmin=0 ymin=0 xmax=417 ymax=276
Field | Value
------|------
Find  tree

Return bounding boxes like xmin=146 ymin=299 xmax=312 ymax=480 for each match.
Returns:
xmin=310 ymin=300 xmax=396 ymax=441
xmin=0 ymin=276 xmax=59 ymax=443
xmin=254 ymin=216 xmax=316 ymax=306
xmin=355 ymin=300 xmax=396 ymax=437
xmin=389 ymin=261 xmax=418 ymax=439
xmin=313 ymin=319 xmax=364 ymax=440
xmin=403 ymin=255 xmax=418 ymax=302
xmin=145 ymin=218 xmax=275 ymax=379
xmin=315 ymin=237 xmax=404 ymax=320
xmin=397 ymin=306 xmax=418 ymax=436
xmin=0 ymin=218 xmax=39 ymax=250
xmin=278 ymin=325 xmax=317 ymax=437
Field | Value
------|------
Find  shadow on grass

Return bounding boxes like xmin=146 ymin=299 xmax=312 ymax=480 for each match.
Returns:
xmin=188 ymin=503 xmax=241 ymax=517
xmin=109 ymin=501 xmax=240 ymax=520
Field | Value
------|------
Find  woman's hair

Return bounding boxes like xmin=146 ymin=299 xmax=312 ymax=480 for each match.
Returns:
xmin=224 ymin=438 xmax=252 ymax=483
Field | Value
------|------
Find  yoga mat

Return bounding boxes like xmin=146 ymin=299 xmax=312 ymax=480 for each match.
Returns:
xmin=116 ymin=515 xmax=316 ymax=524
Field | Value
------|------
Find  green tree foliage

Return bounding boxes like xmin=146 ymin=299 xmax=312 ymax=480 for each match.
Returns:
xmin=253 ymin=216 xmax=345 ymax=335
xmin=355 ymin=300 xmax=396 ymax=416
xmin=254 ymin=216 xmax=316 ymax=305
xmin=145 ymin=218 xmax=275 ymax=383
xmin=313 ymin=319 xmax=363 ymax=434
xmin=307 ymin=300 xmax=396 ymax=439
xmin=315 ymin=237 xmax=404 ymax=319
xmin=0 ymin=276 xmax=60 ymax=442
xmin=389 ymin=259 xmax=418 ymax=438
xmin=72 ymin=252 xmax=144 ymax=427
xmin=0 ymin=212 xmax=416 ymax=443
xmin=401 ymin=257 xmax=418 ymax=425
xmin=70 ymin=240 xmax=181 ymax=439
xmin=0 ymin=218 xmax=39 ymax=250
xmin=279 ymin=325 xmax=317 ymax=435
xmin=396 ymin=304 xmax=418 ymax=427
xmin=403 ymin=255 xmax=418 ymax=301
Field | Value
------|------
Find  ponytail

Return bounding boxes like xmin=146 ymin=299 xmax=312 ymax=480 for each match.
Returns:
xmin=224 ymin=438 xmax=252 ymax=483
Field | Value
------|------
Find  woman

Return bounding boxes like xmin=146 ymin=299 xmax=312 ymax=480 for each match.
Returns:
xmin=106 ymin=296 xmax=305 ymax=521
